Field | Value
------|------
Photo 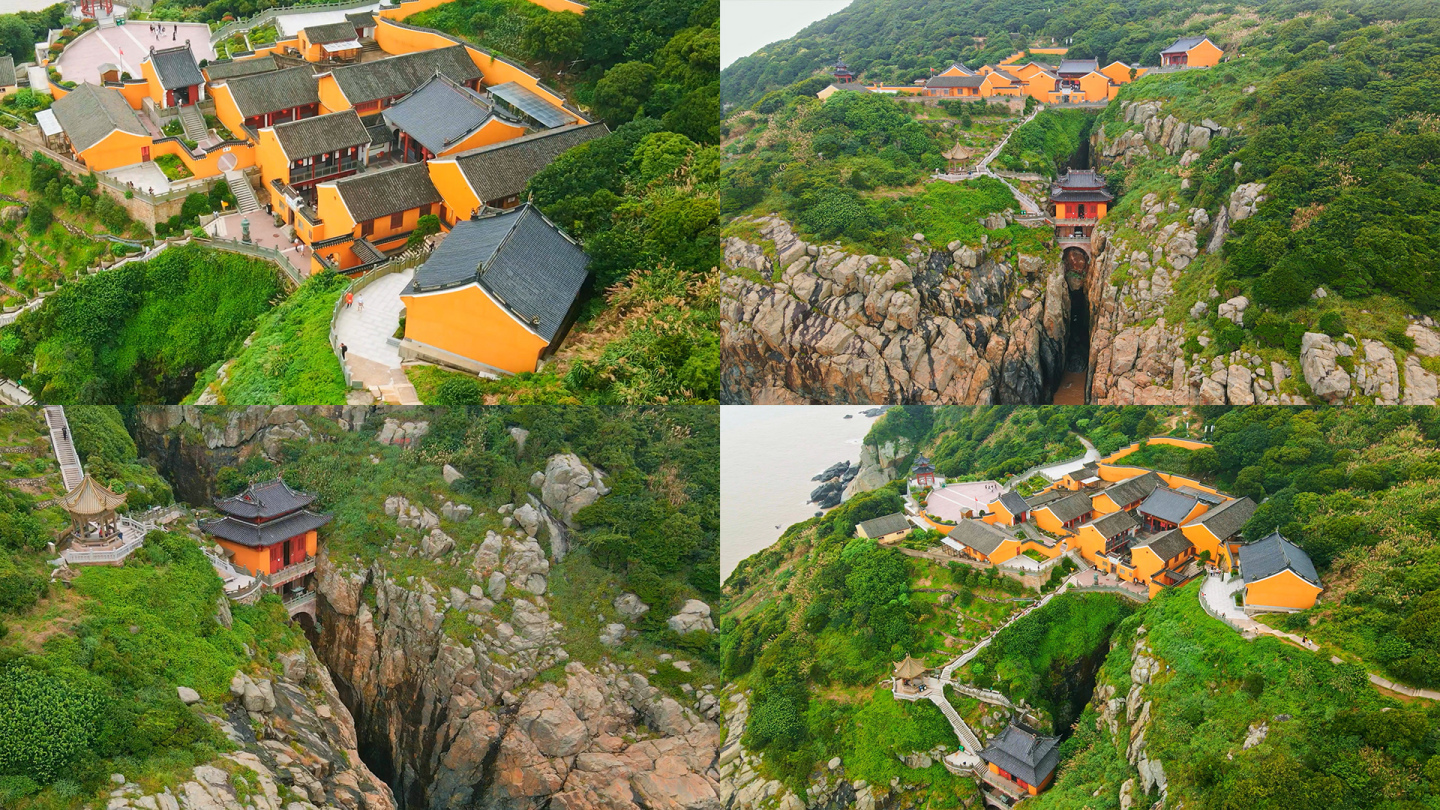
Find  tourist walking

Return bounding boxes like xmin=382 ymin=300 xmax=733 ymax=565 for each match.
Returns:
xmin=357 ymin=296 xmax=364 ymax=313
xmin=345 ymin=291 xmax=353 ymax=308
xmin=339 ymin=343 xmax=348 ymax=359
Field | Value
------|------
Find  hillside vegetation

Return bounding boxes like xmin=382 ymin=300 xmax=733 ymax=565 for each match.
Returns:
xmin=723 ymin=405 xmax=1440 ymax=808
xmin=0 ymin=244 xmax=283 ymax=405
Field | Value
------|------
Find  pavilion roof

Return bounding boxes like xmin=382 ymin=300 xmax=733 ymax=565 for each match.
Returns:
xmin=895 ymin=655 xmax=927 ymax=680
xmin=60 ymin=474 xmax=127 ymax=515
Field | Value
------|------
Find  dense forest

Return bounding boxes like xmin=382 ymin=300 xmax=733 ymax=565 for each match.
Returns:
xmin=722 ymin=405 xmax=1440 ymax=807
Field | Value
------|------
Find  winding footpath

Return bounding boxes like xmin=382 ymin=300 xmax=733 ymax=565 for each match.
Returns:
xmin=934 ymin=103 xmax=1046 ymax=215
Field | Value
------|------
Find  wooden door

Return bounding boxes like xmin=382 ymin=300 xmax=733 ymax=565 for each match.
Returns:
xmin=290 ymin=534 xmax=306 ymax=564
xmin=269 ymin=544 xmax=283 ymax=573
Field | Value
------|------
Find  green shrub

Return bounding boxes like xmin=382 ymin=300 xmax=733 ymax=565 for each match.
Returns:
xmin=1318 ymin=311 xmax=1345 ymax=337
xmin=26 ymin=201 xmax=51 ymax=235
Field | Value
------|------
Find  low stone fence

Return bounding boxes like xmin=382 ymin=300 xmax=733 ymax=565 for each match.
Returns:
xmin=1069 ymin=583 xmax=1149 ymax=602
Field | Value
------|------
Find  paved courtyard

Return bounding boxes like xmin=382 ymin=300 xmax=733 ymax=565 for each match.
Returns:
xmin=274 ymin=4 xmax=381 ymax=36
xmin=332 ymin=268 xmax=421 ymax=405
xmin=105 ymin=162 xmax=172 ymax=195
xmin=56 ymin=22 xmax=215 ymax=84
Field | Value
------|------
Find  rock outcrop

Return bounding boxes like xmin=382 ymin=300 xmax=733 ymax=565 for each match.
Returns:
xmin=842 ymin=435 xmax=912 ymax=500
xmin=315 ymin=549 xmax=722 ymax=810
xmin=104 ymin=646 xmax=395 ymax=810
xmin=722 ymin=216 xmax=1069 ymax=404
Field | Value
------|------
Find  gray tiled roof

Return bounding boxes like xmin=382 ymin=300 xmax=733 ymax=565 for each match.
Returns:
xmin=1039 ymin=491 xmax=1093 ymax=523
xmin=201 ymin=509 xmax=333 ymax=548
xmin=1099 ymin=471 xmax=1161 ymax=508
xmin=404 ymin=205 xmax=588 ymax=343
xmin=204 ymin=54 xmax=279 ymax=81
xmin=950 ymin=519 xmax=1013 ymax=555
xmin=1134 ymin=528 xmax=1192 ymax=564
xmin=381 ymin=72 xmax=492 ymax=156
xmin=215 ymin=478 xmax=316 ymax=519
xmin=1085 ymin=509 xmax=1138 ymax=539
xmin=1137 ymin=488 xmax=1199 ymax=525
xmin=488 ymin=81 xmax=574 ymax=128
xmin=225 ymin=66 xmax=319 ymax=118
xmin=1058 ymin=58 xmax=1100 ymax=74
xmin=270 ymin=109 xmax=369 ymax=159
xmin=345 ymin=11 xmax=375 ymax=27
xmin=50 ymin=82 xmax=148 ymax=153
xmin=1163 ymin=36 xmax=1211 ymax=54
xmin=149 ymin=44 xmax=204 ymax=90
xmin=857 ymin=512 xmax=912 ymax=538
xmin=979 ymin=723 xmax=1059 ymax=788
xmin=304 ymin=21 xmax=356 ymax=43
xmin=331 ymin=162 xmax=440 ymax=224
xmin=0 ymin=56 xmax=14 ymax=87
xmin=926 ymin=74 xmax=986 ymax=88
xmin=1184 ymin=496 xmax=1255 ymax=540
xmin=943 ymin=62 xmax=975 ymax=75
xmin=329 ymin=46 xmax=481 ymax=106
xmin=995 ymin=490 xmax=1029 ymax=516
xmin=1055 ymin=169 xmax=1107 ymax=189
xmin=1240 ymin=532 xmax=1320 ymax=587
xmin=451 ymin=122 xmax=608 ymax=204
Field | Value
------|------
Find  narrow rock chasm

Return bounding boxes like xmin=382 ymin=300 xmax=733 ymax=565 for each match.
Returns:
xmin=1051 ymin=248 xmax=1092 ymax=404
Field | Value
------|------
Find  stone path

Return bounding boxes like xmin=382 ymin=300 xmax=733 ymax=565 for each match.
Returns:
xmin=56 ymin=22 xmax=215 ymax=84
xmin=1199 ymin=573 xmax=1440 ymax=701
xmin=43 ymin=406 xmax=83 ymax=491
xmin=1037 ymin=434 xmax=1100 ymax=479
xmin=934 ymin=104 xmax=1047 ymax=215
xmin=332 ymin=269 xmax=421 ymax=405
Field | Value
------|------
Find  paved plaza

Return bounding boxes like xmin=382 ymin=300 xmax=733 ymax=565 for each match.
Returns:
xmin=56 ymin=22 xmax=216 ymax=85
xmin=332 ymin=268 xmax=421 ymax=405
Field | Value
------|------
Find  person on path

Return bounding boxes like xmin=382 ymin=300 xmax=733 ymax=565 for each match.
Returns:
xmin=172 ymin=27 xmax=177 ymax=41
xmin=340 ymin=343 xmax=348 ymax=359
xmin=61 ymin=427 xmax=67 ymax=441
xmin=357 ymin=297 xmax=364 ymax=313
xmin=345 ymin=291 xmax=353 ymax=308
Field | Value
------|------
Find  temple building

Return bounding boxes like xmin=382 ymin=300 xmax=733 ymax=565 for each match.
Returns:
xmin=1161 ymin=36 xmax=1223 ymax=68
xmin=855 ymin=512 xmax=912 ymax=544
xmin=1048 ymin=169 xmax=1112 ymax=251
xmin=979 ymin=722 xmax=1060 ymax=797
xmin=830 ymin=58 xmax=855 ymax=83
xmin=200 ymin=479 xmax=331 ymax=608
xmin=1238 ymin=532 xmax=1322 ymax=611
xmin=911 ymin=454 xmax=936 ymax=488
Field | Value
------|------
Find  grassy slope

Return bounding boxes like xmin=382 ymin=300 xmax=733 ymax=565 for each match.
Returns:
xmin=1034 ymin=583 xmax=1440 ymax=810
xmin=184 ymin=272 xmax=349 ymax=406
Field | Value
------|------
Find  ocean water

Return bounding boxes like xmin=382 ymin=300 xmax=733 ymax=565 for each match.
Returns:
xmin=720 ymin=406 xmax=881 ymax=581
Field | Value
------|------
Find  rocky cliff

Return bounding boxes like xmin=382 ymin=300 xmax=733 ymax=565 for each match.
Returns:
xmin=102 ymin=645 xmax=396 ymax=810
xmin=840 ymin=435 xmax=911 ymax=501
xmin=1082 ymin=100 xmax=1440 ymax=405
xmin=132 ymin=408 xmax=725 ymax=810
xmin=721 ymin=216 xmax=1069 ymax=404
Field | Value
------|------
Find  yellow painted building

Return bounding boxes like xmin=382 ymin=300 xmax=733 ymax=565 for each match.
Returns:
xmin=1239 ymin=532 xmax=1322 ymax=611
xmin=298 ymin=21 xmax=362 ymax=62
xmin=983 ymin=491 xmax=1030 ymax=527
xmin=855 ymin=513 xmax=913 ymax=544
xmin=139 ymin=43 xmax=206 ymax=109
xmin=946 ymin=519 xmax=1021 ymax=564
xmin=427 ymin=122 xmax=608 ymax=219
xmin=257 ymin=109 xmax=371 ymax=212
xmin=1090 ymin=472 xmax=1161 ymax=514
xmin=308 ymin=162 xmax=445 ymax=272
xmin=382 ymin=72 xmax=527 ymax=161
xmin=1161 ymin=36 xmax=1223 ymax=68
xmin=1179 ymin=496 xmax=1255 ymax=570
xmin=1030 ymin=491 xmax=1094 ymax=535
xmin=212 ymin=66 xmax=322 ymax=141
xmin=47 ymin=82 xmax=153 ymax=171
xmin=1128 ymin=529 xmax=1196 ymax=597
xmin=399 ymin=204 xmax=589 ymax=375
xmin=1073 ymin=510 xmax=1139 ymax=567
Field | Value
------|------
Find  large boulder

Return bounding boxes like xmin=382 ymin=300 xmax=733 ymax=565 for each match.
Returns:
xmin=517 ymin=686 xmax=589 ymax=757
xmin=614 ymin=593 xmax=650 ymax=621
xmin=666 ymin=600 xmax=715 ymax=635
xmin=540 ymin=454 xmax=610 ymax=526
xmin=1300 ymin=332 xmax=1352 ymax=403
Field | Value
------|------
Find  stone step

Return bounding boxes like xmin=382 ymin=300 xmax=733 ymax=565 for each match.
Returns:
xmin=178 ymin=104 xmax=207 ymax=142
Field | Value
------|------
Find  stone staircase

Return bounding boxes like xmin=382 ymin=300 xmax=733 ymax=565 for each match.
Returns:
xmin=178 ymin=104 xmax=207 ymax=142
xmin=43 ymin=406 xmax=83 ymax=492
xmin=225 ymin=170 xmax=260 ymax=214
xmin=926 ymin=684 xmax=984 ymax=752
